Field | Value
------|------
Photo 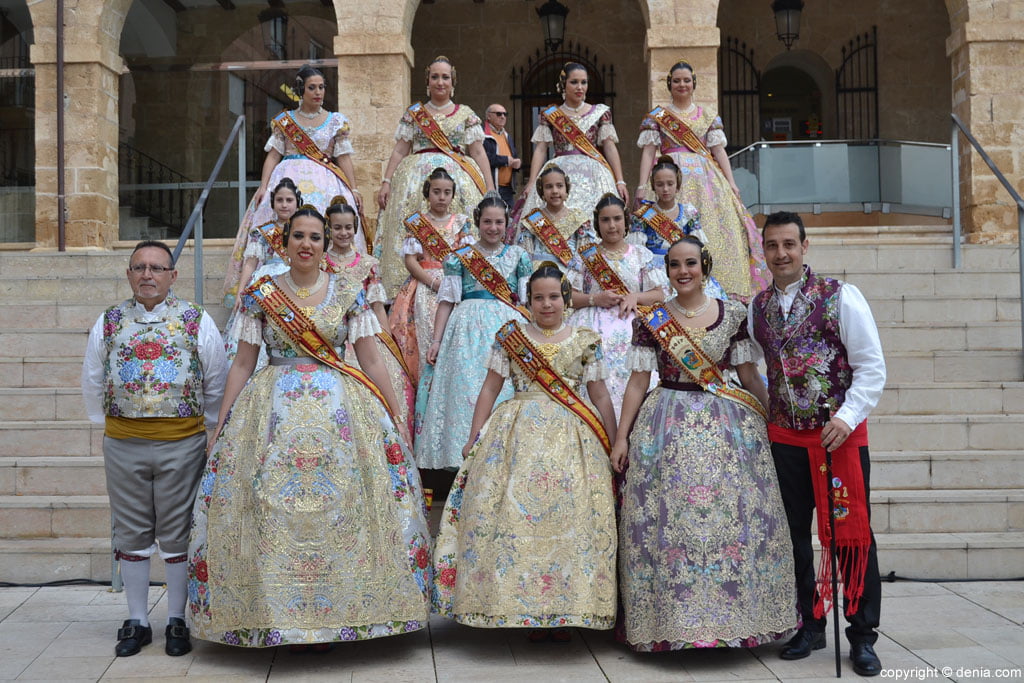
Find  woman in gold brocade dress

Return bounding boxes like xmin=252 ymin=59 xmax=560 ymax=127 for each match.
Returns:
xmin=188 ymin=207 xmax=430 ymax=648
xmin=432 ymin=264 xmax=618 ymax=642
xmin=635 ymin=60 xmax=769 ymax=299
xmin=376 ymin=56 xmax=493 ymax=297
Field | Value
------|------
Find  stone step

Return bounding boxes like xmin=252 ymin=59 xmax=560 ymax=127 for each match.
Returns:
xmin=0 ymin=421 xmax=101 ymax=457
xmin=836 ymin=268 xmax=1022 ymax=298
xmin=0 ymin=532 xmax=1018 ymax=583
xmin=0 ymin=357 xmax=96 ymax=389
xmin=807 ymin=242 xmax=1019 ymax=272
xmin=874 ymin=531 xmax=1024 ymax=580
xmin=0 ymin=245 xmax=233 ymax=279
xmin=876 ymin=321 xmax=1021 ymax=352
xmin=0 ymin=388 xmax=85 ymax=421
xmin=868 ymin=413 xmax=1024 ymax=451
xmin=870 ymin=294 xmax=1021 ymax=323
xmin=870 ymin=489 xmax=1024 ymax=535
xmin=875 ymin=382 xmax=1024 ymax=415
xmin=0 ymin=495 xmax=110 ymax=539
xmin=872 ymin=451 xmax=1024 ymax=490
xmin=0 ymin=276 xmax=226 ymax=306
xmin=0 ymin=456 xmax=107 ymax=496
xmin=883 ymin=350 xmax=1024 ymax=383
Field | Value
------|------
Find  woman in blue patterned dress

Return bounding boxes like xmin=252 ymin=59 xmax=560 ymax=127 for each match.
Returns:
xmin=417 ymin=195 xmax=532 ymax=471
xmin=189 ymin=207 xmax=430 ymax=648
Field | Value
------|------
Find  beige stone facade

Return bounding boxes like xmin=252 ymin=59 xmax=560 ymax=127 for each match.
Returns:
xmin=3 ymin=0 xmax=1023 ymax=247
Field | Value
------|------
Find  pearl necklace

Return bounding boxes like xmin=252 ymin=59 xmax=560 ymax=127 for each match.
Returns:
xmin=562 ymin=101 xmax=586 ymax=115
xmin=295 ymin=106 xmax=324 ymax=120
xmin=668 ymin=295 xmax=709 ymax=318
xmin=669 ymin=102 xmax=697 ymax=116
xmin=425 ymin=100 xmax=452 ymax=112
xmin=532 ymin=321 xmax=566 ymax=338
xmin=285 ymin=270 xmax=326 ymax=299
xmin=476 ymin=243 xmax=503 ymax=258
xmin=599 ymin=242 xmax=627 ymax=259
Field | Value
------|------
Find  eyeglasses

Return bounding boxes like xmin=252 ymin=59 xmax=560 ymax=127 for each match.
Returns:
xmin=129 ymin=264 xmax=173 ymax=274
xmin=491 ymin=111 xmax=508 ymax=117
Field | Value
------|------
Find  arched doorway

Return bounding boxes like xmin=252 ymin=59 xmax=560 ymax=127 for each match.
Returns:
xmin=118 ymin=0 xmax=339 ymax=240
xmin=0 ymin=0 xmax=34 ymax=242
xmin=760 ymin=63 xmax=825 ymax=142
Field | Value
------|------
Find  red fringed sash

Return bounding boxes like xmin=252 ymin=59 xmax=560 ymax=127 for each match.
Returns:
xmin=521 ymin=209 xmax=574 ymax=266
xmin=407 ymin=103 xmax=487 ymax=193
xmin=541 ymin=105 xmax=612 ymax=172
xmin=632 ymin=204 xmax=684 ymax=245
xmin=403 ymin=212 xmax=458 ymax=264
xmin=577 ymin=242 xmax=631 ymax=296
xmin=256 ymin=221 xmax=287 ymax=261
xmin=451 ymin=244 xmax=530 ymax=318
xmin=767 ymin=421 xmax=872 ymax=618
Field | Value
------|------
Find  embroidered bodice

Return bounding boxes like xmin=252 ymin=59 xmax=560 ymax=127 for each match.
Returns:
xmin=487 ymin=327 xmax=607 ymax=393
xmin=532 ymin=103 xmax=619 ymax=154
xmin=395 ymin=104 xmax=485 ymax=153
xmin=628 ymin=201 xmax=703 ymax=254
xmin=438 ymin=243 xmax=533 ymax=303
xmin=637 ymin=106 xmax=726 ymax=151
xmin=567 ymin=243 xmax=670 ymax=296
xmin=265 ymin=111 xmax=353 ymax=158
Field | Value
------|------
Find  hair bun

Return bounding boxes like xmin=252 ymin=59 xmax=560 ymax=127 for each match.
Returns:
xmin=328 ymin=195 xmax=348 ymax=208
xmin=657 ymin=154 xmax=673 ymax=165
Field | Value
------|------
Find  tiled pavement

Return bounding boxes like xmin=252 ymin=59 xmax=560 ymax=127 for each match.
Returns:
xmin=1 ymin=581 xmax=1022 ymax=682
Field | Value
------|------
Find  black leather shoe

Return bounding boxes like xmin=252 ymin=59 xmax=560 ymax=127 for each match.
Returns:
xmin=850 ymin=642 xmax=882 ymax=676
xmin=780 ymin=628 xmax=826 ymax=660
xmin=165 ymin=617 xmax=192 ymax=656
xmin=115 ymin=619 xmax=152 ymax=657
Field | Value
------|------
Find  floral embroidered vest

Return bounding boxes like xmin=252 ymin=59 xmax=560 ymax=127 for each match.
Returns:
xmin=751 ymin=267 xmax=852 ymax=430
xmin=101 ymin=296 xmax=205 ymax=419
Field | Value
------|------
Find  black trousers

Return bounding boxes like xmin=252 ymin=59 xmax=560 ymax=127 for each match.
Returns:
xmin=497 ymin=185 xmax=516 ymax=209
xmin=770 ymin=441 xmax=882 ymax=645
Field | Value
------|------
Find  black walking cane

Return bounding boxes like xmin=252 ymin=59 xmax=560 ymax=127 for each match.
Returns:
xmin=824 ymin=448 xmax=842 ymax=678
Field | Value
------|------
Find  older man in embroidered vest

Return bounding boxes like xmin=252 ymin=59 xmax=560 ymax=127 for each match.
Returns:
xmin=748 ymin=212 xmax=886 ymax=677
xmin=81 ymin=240 xmax=228 ymax=658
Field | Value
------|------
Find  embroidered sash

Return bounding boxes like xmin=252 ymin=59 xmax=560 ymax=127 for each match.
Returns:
xmin=452 ymin=245 xmax=530 ymax=318
xmin=522 ymin=209 xmax=574 ymax=266
xmin=404 ymin=212 xmax=457 ymax=263
xmin=649 ymin=106 xmax=718 ymax=167
xmin=407 ymin=103 xmax=487 ymax=193
xmin=376 ymin=329 xmax=414 ymax=380
xmin=495 ymin=320 xmax=611 ymax=454
xmin=541 ymin=105 xmax=613 ymax=172
xmin=273 ymin=112 xmax=353 ymax=187
xmin=577 ymin=242 xmax=631 ymax=296
xmin=640 ymin=305 xmax=767 ymax=419
xmin=632 ymin=204 xmax=684 ymax=245
xmin=256 ymin=221 xmax=287 ymax=261
xmin=246 ymin=275 xmax=397 ymax=421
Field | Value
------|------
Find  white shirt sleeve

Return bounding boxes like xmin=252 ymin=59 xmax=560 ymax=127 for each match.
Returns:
xmin=834 ymin=284 xmax=887 ymax=429
xmin=746 ymin=301 xmax=766 ymax=361
xmin=197 ymin=311 xmax=229 ymax=427
xmin=81 ymin=314 xmax=108 ymax=425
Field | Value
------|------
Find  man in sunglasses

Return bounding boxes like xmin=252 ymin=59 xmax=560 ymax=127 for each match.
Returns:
xmin=483 ymin=103 xmax=521 ymax=209
xmin=81 ymin=240 xmax=227 ymax=658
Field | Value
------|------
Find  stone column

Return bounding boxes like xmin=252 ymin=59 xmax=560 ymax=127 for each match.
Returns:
xmin=645 ymin=25 xmax=722 ymax=114
xmin=947 ymin=1 xmax=1024 ymax=244
xmin=28 ymin=0 xmax=128 ymax=249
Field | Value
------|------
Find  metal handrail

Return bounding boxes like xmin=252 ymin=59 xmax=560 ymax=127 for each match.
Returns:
xmin=950 ymin=113 xmax=1024 ymax=365
xmin=171 ymin=114 xmax=246 ymax=304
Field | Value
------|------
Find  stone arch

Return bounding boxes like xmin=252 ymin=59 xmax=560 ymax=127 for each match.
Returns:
xmin=762 ymin=49 xmax=835 ymax=140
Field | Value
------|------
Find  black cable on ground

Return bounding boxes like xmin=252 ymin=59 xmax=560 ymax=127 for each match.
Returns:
xmin=0 ymin=579 xmax=165 ymax=588
xmin=883 ymin=571 xmax=1024 ymax=583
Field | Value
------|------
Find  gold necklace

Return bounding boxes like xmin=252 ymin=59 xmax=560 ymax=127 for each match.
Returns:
xmin=668 ymin=295 xmax=709 ymax=318
xmin=532 ymin=321 xmax=566 ymax=338
xmin=599 ymin=242 xmax=627 ymax=258
xmin=285 ymin=271 xmax=325 ymax=299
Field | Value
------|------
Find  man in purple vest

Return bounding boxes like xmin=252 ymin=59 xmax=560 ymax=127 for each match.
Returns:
xmin=748 ymin=212 xmax=886 ymax=677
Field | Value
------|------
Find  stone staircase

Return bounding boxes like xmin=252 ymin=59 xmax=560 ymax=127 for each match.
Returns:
xmin=0 ymin=230 xmax=1021 ymax=583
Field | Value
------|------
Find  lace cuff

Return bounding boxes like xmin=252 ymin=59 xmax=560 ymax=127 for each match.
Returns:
xmin=486 ymin=346 xmax=510 ymax=378
xmin=243 ymin=237 xmax=267 ymax=261
xmin=643 ymin=266 xmax=671 ymax=298
xmin=582 ymin=356 xmax=609 ymax=383
xmin=264 ymin=129 xmax=286 ymax=155
xmin=331 ymin=137 xmax=354 ymax=157
xmin=236 ymin=314 xmax=264 ymax=347
xmin=348 ymin=309 xmax=382 ymax=343
xmin=730 ymin=338 xmax=760 ymax=366
xmin=462 ymin=123 xmax=485 ymax=146
xmin=566 ymin=266 xmax=585 ymax=292
xmin=366 ymin=281 xmax=388 ymax=306
xmin=531 ymin=125 xmax=553 ymax=144
xmin=402 ymin=237 xmax=423 ymax=255
xmin=706 ymin=128 xmax=727 ymax=149
xmin=395 ymin=116 xmax=416 ymax=142
xmin=627 ymin=345 xmax=658 ymax=372
xmin=597 ymin=122 xmax=619 ymax=145
xmin=637 ymin=129 xmax=662 ymax=148
xmin=437 ymin=275 xmax=462 ymax=303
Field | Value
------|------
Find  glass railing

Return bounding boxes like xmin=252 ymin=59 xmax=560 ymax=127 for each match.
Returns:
xmin=729 ymin=139 xmax=953 ymax=218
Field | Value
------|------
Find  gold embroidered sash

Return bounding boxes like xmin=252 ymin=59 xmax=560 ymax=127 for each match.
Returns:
xmin=403 ymin=212 xmax=457 ymax=264
xmin=256 ymin=221 xmax=287 ymax=261
xmin=640 ymin=305 xmax=767 ymax=419
xmin=376 ymin=329 xmax=414 ymax=380
xmin=246 ymin=275 xmax=397 ymax=421
xmin=541 ymin=105 xmax=612 ymax=172
xmin=495 ymin=320 xmax=611 ymax=453
xmin=273 ymin=112 xmax=353 ymax=187
xmin=649 ymin=106 xmax=718 ymax=167
xmin=407 ymin=103 xmax=487 ymax=193
xmin=522 ymin=209 xmax=574 ymax=266
xmin=577 ymin=242 xmax=631 ymax=296
xmin=452 ymin=244 xmax=530 ymax=318
xmin=632 ymin=204 xmax=684 ymax=245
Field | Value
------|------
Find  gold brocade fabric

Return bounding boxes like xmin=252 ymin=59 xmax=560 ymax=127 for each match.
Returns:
xmin=617 ymin=303 xmax=798 ymax=651
xmin=187 ymin=278 xmax=431 ymax=647
xmin=377 ymin=105 xmax=485 ymax=297
xmin=431 ymin=328 xmax=617 ymax=629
